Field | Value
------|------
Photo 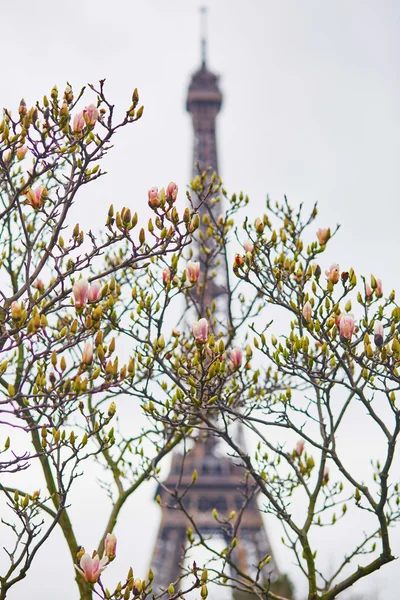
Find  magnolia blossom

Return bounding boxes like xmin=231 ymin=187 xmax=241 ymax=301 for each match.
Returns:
xmin=72 ymin=111 xmax=85 ymax=133
xmin=11 ymin=301 xmax=22 ymax=320
xmin=25 ymin=185 xmax=47 ymax=209
xmin=374 ymin=321 xmax=384 ymax=347
xmin=192 ymin=318 xmax=208 ymax=344
xmin=73 ymin=279 xmax=89 ymax=309
xmin=365 ymin=283 xmax=372 ymax=299
xmin=166 ymin=181 xmax=178 ymax=202
xmin=81 ymin=341 xmax=93 ymax=366
xmin=231 ymin=347 xmax=242 ymax=368
xmin=243 ymin=239 xmax=254 ymax=253
xmin=16 ymin=145 xmax=28 ymax=160
xmin=322 ymin=467 xmax=330 ymax=484
xmin=234 ymin=254 xmax=244 ymax=268
xmin=296 ymin=440 xmax=305 ymax=456
xmin=148 ymin=187 xmax=160 ymax=207
xmin=88 ymin=282 xmax=101 ymax=303
xmin=162 ymin=267 xmax=170 ymax=285
xmin=104 ymin=533 xmax=117 ymax=561
xmin=339 ymin=314 xmax=355 ymax=342
xmin=316 ymin=228 xmax=330 ymax=245
xmin=325 ymin=264 xmax=340 ymax=284
xmin=75 ymin=553 xmax=108 ymax=583
xmin=376 ymin=279 xmax=383 ymax=297
xmin=34 ymin=279 xmax=44 ymax=292
xmin=83 ymin=103 xmax=99 ymax=126
xmin=132 ymin=579 xmax=143 ymax=594
xmin=302 ymin=301 xmax=312 ymax=323
xmin=187 ymin=260 xmax=200 ymax=284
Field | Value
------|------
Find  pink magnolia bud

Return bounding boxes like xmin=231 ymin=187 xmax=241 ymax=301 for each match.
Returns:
xmin=24 ymin=185 xmax=47 ymax=209
xmin=166 ymin=181 xmax=178 ymax=202
xmin=296 ymin=440 xmax=305 ymax=456
xmin=365 ymin=283 xmax=372 ymax=299
xmin=302 ymin=301 xmax=312 ymax=323
xmin=34 ymin=279 xmax=44 ymax=292
xmin=231 ymin=347 xmax=242 ymax=368
xmin=376 ymin=279 xmax=383 ymax=297
xmin=162 ymin=267 xmax=170 ymax=285
xmin=81 ymin=341 xmax=93 ymax=366
xmin=339 ymin=314 xmax=355 ymax=342
xmin=73 ymin=279 xmax=89 ymax=309
xmin=104 ymin=533 xmax=117 ymax=561
xmin=16 ymin=146 xmax=28 ymax=160
xmin=88 ymin=282 xmax=101 ymax=303
xmin=234 ymin=254 xmax=244 ymax=268
xmin=374 ymin=321 xmax=384 ymax=347
xmin=148 ymin=187 xmax=160 ymax=208
xmin=192 ymin=318 xmax=209 ymax=344
xmin=243 ymin=240 xmax=254 ymax=253
xmin=316 ymin=228 xmax=330 ymax=245
xmin=72 ymin=111 xmax=86 ymax=133
xmin=322 ymin=467 xmax=329 ymax=484
xmin=83 ymin=103 xmax=99 ymax=126
xmin=187 ymin=260 xmax=200 ymax=284
xmin=11 ymin=301 xmax=22 ymax=320
xmin=75 ymin=553 xmax=108 ymax=583
xmin=325 ymin=264 xmax=340 ymax=284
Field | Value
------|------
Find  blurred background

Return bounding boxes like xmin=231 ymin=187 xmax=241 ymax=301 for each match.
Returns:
xmin=0 ymin=1 xmax=399 ymax=598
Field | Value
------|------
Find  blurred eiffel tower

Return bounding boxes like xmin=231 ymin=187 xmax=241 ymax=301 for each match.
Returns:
xmin=150 ymin=9 xmax=293 ymax=600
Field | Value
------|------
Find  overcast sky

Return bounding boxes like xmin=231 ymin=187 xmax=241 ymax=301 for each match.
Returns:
xmin=1 ymin=1 xmax=399 ymax=599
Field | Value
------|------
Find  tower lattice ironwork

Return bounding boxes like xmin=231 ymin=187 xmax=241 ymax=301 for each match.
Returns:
xmin=150 ymin=20 xmax=292 ymax=600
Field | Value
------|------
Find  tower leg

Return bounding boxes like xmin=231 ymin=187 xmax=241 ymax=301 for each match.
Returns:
xmin=150 ymin=525 xmax=187 ymax=594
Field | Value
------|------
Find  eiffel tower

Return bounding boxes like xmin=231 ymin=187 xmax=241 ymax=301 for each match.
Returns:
xmin=150 ymin=11 xmax=293 ymax=600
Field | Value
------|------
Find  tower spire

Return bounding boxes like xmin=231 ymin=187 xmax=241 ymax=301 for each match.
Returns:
xmin=200 ymin=6 xmax=207 ymax=68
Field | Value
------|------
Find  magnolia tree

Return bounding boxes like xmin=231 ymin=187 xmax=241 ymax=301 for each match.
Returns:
xmin=0 ymin=83 xmax=399 ymax=600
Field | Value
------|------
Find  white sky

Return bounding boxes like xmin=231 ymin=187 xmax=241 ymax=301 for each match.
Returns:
xmin=1 ymin=1 xmax=399 ymax=599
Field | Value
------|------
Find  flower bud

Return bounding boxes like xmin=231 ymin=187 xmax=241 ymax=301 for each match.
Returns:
xmin=81 ymin=341 xmax=93 ymax=366
xmin=72 ymin=111 xmax=85 ymax=133
xmin=296 ymin=440 xmax=305 ymax=456
xmin=162 ymin=267 xmax=170 ymax=286
xmin=339 ymin=314 xmax=355 ymax=342
xmin=255 ymin=218 xmax=264 ymax=234
xmin=192 ymin=318 xmax=209 ymax=344
xmin=365 ymin=283 xmax=372 ymax=299
xmin=73 ymin=279 xmax=89 ymax=309
xmin=325 ymin=264 xmax=340 ymax=284
xmin=302 ymin=301 xmax=312 ymax=323
xmin=104 ymin=533 xmax=117 ymax=561
xmin=19 ymin=98 xmax=27 ymax=117
xmin=11 ymin=301 xmax=22 ymax=321
xmin=374 ymin=321 xmax=384 ymax=347
xmin=243 ymin=239 xmax=254 ymax=253
xmin=88 ymin=282 xmax=101 ymax=303
xmin=316 ymin=228 xmax=330 ymax=245
xmin=187 ymin=260 xmax=200 ymax=284
xmin=376 ymin=279 xmax=383 ymax=297
xmin=166 ymin=181 xmax=178 ymax=202
xmin=83 ymin=103 xmax=99 ymax=126
xmin=234 ymin=254 xmax=244 ymax=268
xmin=16 ymin=145 xmax=28 ymax=160
xmin=231 ymin=347 xmax=242 ymax=368
xmin=148 ymin=187 xmax=160 ymax=208
xmin=24 ymin=185 xmax=47 ymax=209
xmin=322 ymin=467 xmax=329 ymax=485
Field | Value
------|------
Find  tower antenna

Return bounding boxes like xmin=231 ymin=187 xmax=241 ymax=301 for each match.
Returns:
xmin=200 ymin=6 xmax=207 ymax=67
